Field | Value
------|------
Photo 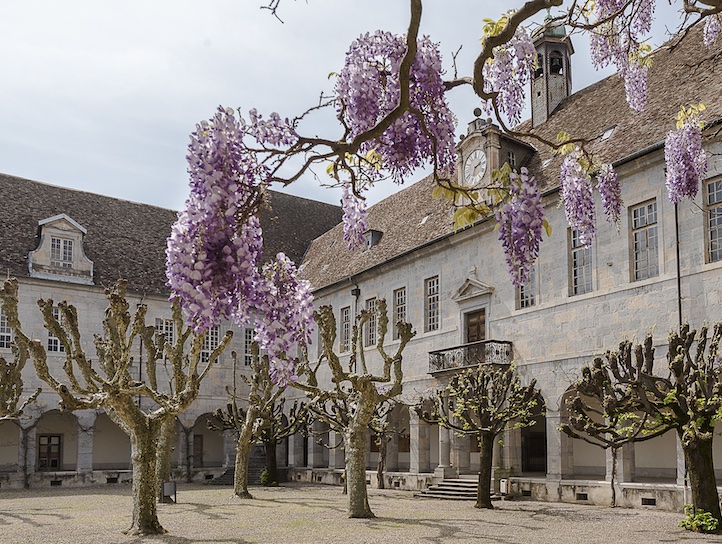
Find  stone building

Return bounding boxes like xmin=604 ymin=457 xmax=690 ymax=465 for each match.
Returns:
xmin=290 ymin=25 xmax=722 ymax=510
xmin=0 ymin=173 xmax=341 ymax=488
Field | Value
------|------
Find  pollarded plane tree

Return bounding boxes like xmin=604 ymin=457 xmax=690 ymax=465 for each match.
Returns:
xmin=0 ymin=324 xmax=39 ymax=421
xmin=0 ymin=278 xmax=231 ymax=536
xmin=209 ymin=346 xmax=309 ymax=497
xmin=418 ymin=363 xmax=542 ymax=509
xmin=560 ymin=347 xmax=671 ymax=507
xmin=564 ymin=324 xmax=722 ymax=527
xmin=292 ymin=302 xmax=415 ymax=518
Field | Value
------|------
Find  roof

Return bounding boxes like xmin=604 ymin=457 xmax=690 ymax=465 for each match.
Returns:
xmin=0 ymin=173 xmax=341 ymax=296
xmin=301 ymin=25 xmax=722 ymax=291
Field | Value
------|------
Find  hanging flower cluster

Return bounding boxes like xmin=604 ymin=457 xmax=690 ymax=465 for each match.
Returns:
xmin=560 ymin=149 xmax=596 ymax=247
xmin=588 ymin=0 xmax=655 ymax=112
xmin=246 ymin=108 xmax=298 ymax=147
xmin=166 ymin=107 xmax=267 ymax=333
xmin=495 ymin=168 xmax=545 ymax=287
xmin=341 ymin=182 xmax=368 ymax=250
xmin=704 ymin=15 xmax=721 ymax=47
xmin=335 ymin=31 xmax=456 ymax=182
xmin=596 ymin=163 xmax=623 ymax=227
xmin=665 ymin=104 xmax=708 ymax=204
xmin=167 ymin=107 xmax=315 ymax=385
xmin=482 ymin=27 xmax=537 ymax=125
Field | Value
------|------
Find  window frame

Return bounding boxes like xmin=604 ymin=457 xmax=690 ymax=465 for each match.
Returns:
xmin=154 ymin=318 xmax=175 ymax=345
xmin=201 ymin=325 xmax=220 ymax=363
xmin=364 ymin=298 xmax=377 ymax=347
xmin=50 ymin=237 xmax=73 ymax=269
xmin=339 ymin=306 xmax=351 ymax=352
xmin=516 ymin=266 xmax=537 ymax=309
xmin=424 ymin=276 xmax=440 ymax=332
xmin=569 ymin=229 xmax=593 ymax=296
xmin=47 ymin=306 xmax=65 ymax=353
xmin=0 ymin=310 xmax=11 ymax=349
xmin=243 ymin=328 xmax=254 ymax=366
xmin=392 ymin=287 xmax=406 ymax=340
xmin=630 ymin=199 xmax=659 ymax=281
xmin=706 ymin=178 xmax=722 ymax=263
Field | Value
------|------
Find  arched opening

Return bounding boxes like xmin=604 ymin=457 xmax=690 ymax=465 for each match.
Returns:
xmin=0 ymin=420 xmax=20 ymax=472
xmin=92 ymin=412 xmax=130 ymax=470
xmin=521 ymin=397 xmax=547 ymax=474
xmin=550 ymin=52 xmax=564 ymax=75
xmin=192 ymin=413 xmax=224 ymax=468
xmin=534 ymin=54 xmax=544 ymax=78
xmin=396 ymin=405 xmax=410 ymax=472
xmin=634 ymin=431 xmax=677 ymax=483
xmin=36 ymin=410 xmax=78 ymax=471
xmin=560 ymin=390 xmax=605 ymax=479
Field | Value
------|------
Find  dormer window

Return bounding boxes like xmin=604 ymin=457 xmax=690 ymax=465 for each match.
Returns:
xmin=28 ymin=214 xmax=94 ymax=285
xmin=365 ymin=230 xmax=383 ymax=250
xmin=51 ymin=237 xmax=74 ymax=269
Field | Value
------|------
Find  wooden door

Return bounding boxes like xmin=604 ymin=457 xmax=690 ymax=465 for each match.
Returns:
xmin=466 ymin=309 xmax=486 ymax=343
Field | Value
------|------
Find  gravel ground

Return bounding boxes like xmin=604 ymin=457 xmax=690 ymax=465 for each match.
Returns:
xmin=1 ymin=482 xmax=722 ymax=544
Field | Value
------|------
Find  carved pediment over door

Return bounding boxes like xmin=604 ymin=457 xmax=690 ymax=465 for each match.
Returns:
xmin=451 ymin=277 xmax=494 ymax=303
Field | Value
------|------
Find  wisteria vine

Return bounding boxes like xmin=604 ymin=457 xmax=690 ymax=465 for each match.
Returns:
xmin=665 ymin=105 xmax=708 ymax=204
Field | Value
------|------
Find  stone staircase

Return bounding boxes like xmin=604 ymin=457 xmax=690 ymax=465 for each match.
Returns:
xmin=208 ymin=445 xmax=266 ymax=485
xmin=416 ymin=478 xmax=490 ymax=501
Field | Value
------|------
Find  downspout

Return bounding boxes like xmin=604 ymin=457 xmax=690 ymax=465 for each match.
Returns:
xmin=674 ymin=203 xmax=683 ymax=328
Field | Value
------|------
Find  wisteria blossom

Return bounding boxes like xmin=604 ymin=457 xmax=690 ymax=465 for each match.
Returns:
xmin=245 ymin=108 xmax=298 ymax=147
xmin=560 ymin=149 xmax=596 ymax=247
xmin=704 ymin=15 xmax=721 ymax=47
xmin=335 ymin=31 xmax=456 ymax=182
xmin=496 ymin=168 xmax=545 ymax=287
xmin=166 ymin=107 xmax=266 ymax=332
xmin=482 ymin=27 xmax=537 ymax=125
xmin=341 ymin=182 xmax=368 ymax=250
xmin=665 ymin=109 xmax=708 ymax=204
xmin=596 ymin=164 xmax=623 ymax=227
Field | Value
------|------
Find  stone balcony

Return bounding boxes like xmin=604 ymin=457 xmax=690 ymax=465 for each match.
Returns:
xmin=428 ymin=340 xmax=513 ymax=374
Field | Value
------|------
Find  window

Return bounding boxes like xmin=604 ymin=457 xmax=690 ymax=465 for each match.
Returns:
xmin=506 ymin=151 xmax=516 ymax=169
xmin=0 ymin=310 xmax=11 ymax=349
xmin=50 ymin=237 xmax=73 ymax=268
xmin=38 ymin=434 xmax=62 ymax=470
xmin=339 ymin=306 xmax=351 ymax=352
xmin=364 ymin=298 xmax=377 ymax=347
xmin=631 ymin=200 xmax=659 ymax=280
xmin=570 ymin=230 xmax=593 ymax=295
xmin=550 ymin=52 xmax=564 ymax=74
xmin=392 ymin=288 xmax=406 ymax=340
xmin=201 ymin=325 xmax=220 ymax=363
xmin=47 ymin=307 xmax=65 ymax=353
xmin=244 ymin=328 xmax=254 ymax=366
xmin=707 ymin=179 xmax=722 ymax=263
xmin=516 ymin=267 xmax=537 ymax=309
xmin=424 ymin=276 xmax=440 ymax=332
xmin=155 ymin=318 xmax=175 ymax=345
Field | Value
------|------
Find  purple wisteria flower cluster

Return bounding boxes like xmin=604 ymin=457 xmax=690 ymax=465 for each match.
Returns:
xmin=166 ymin=107 xmax=267 ymax=333
xmin=482 ymin=27 xmax=537 ymax=125
xmin=255 ymin=253 xmax=315 ymax=387
xmin=246 ymin=108 xmax=298 ymax=147
xmin=335 ymin=31 xmax=456 ymax=183
xmin=704 ymin=15 xmax=721 ymax=47
xmin=341 ymin=182 xmax=368 ymax=250
xmin=596 ymin=163 xmax=623 ymax=227
xmin=560 ymin=149 xmax=596 ymax=247
xmin=495 ymin=168 xmax=545 ymax=287
xmin=167 ymin=107 xmax=315 ymax=385
xmin=588 ymin=0 xmax=655 ymax=112
xmin=665 ymin=114 xmax=708 ymax=204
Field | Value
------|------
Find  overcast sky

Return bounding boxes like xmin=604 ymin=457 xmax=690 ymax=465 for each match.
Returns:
xmin=0 ymin=1 xmax=682 ymax=211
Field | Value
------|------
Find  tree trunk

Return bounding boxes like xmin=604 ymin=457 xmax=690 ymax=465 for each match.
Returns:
xmin=345 ymin=417 xmax=374 ymax=518
xmin=264 ymin=439 xmax=278 ymax=484
xmin=376 ymin=437 xmax=386 ymax=490
xmin=127 ymin=424 xmax=165 ymax=535
xmin=156 ymin=417 xmax=176 ymax=500
xmin=610 ymin=446 xmax=617 ymax=508
xmin=681 ymin=432 xmax=721 ymax=523
xmin=233 ymin=406 xmax=257 ymax=499
xmin=476 ymin=431 xmax=495 ymax=509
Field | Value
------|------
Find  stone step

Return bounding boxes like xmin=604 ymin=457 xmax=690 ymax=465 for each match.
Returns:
xmin=416 ymin=478 xmax=497 ymax=501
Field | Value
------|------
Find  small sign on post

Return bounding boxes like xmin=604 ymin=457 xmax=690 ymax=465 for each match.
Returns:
xmin=161 ymin=481 xmax=177 ymax=504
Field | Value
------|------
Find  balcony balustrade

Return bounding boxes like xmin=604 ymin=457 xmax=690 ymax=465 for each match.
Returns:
xmin=428 ymin=340 xmax=512 ymax=374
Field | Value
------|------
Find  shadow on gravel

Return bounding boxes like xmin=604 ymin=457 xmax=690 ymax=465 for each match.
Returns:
xmin=0 ymin=507 xmax=72 ymax=527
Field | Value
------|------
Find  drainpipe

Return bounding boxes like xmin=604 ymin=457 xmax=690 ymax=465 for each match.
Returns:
xmin=350 ymin=278 xmax=360 ymax=374
xmin=674 ymin=203 xmax=683 ymax=328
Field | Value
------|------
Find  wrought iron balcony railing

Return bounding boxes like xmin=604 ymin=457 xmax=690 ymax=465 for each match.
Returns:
xmin=428 ymin=340 xmax=513 ymax=374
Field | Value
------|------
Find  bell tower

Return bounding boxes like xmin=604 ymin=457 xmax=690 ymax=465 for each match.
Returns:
xmin=531 ymin=16 xmax=573 ymax=128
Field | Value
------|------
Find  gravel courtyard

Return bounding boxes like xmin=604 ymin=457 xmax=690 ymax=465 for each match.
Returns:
xmin=1 ymin=482 xmax=721 ymax=544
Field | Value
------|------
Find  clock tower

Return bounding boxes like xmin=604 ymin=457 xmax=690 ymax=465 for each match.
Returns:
xmin=456 ymin=112 xmax=502 ymax=203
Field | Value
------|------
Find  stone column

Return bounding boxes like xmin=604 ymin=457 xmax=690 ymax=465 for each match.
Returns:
xmin=328 ymin=430 xmax=344 ymax=469
xmin=434 ymin=395 xmax=456 ymax=478
xmin=545 ymin=412 xmax=569 ymax=500
xmin=676 ymin=433 xmax=686 ymax=486
xmin=409 ymin=410 xmax=430 ymax=474
xmin=308 ymin=422 xmax=327 ymax=468
xmin=451 ymin=433 xmax=470 ymax=475
xmin=385 ymin=431 xmax=399 ymax=472
xmin=76 ymin=410 xmax=97 ymax=474
xmin=222 ymin=429 xmax=237 ymax=469
xmin=288 ymin=432 xmax=306 ymax=467
xmin=606 ymin=443 xmax=634 ymax=483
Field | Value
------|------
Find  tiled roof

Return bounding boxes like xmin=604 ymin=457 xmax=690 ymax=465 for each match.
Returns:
xmin=0 ymin=173 xmax=341 ymax=296
xmin=301 ymin=25 xmax=722 ymax=291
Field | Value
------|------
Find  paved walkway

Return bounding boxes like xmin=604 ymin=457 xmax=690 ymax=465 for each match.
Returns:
xmin=1 ymin=482 xmax=720 ymax=543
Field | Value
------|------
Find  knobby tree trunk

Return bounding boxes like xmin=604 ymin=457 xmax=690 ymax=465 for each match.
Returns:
xmin=345 ymin=420 xmax=374 ymax=518
xmin=610 ymin=446 xmax=618 ymax=508
xmin=682 ymin=432 xmax=722 ymax=523
xmin=156 ymin=417 xmax=176 ymax=499
xmin=376 ymin=437 xmax=386 ymax=490
xmin=127 ymin=423 xmax=165 ymax=535
xmin=476 ymin=431 xmax=495 ymax=509
xmin=264 ymin=440 xmax=278 ymax=484
xmin=233 ymin=405 xmax=258 ymax=499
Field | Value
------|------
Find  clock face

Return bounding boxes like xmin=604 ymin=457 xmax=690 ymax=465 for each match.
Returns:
xmin=464 ymin=149 xmax=487 ymax=186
